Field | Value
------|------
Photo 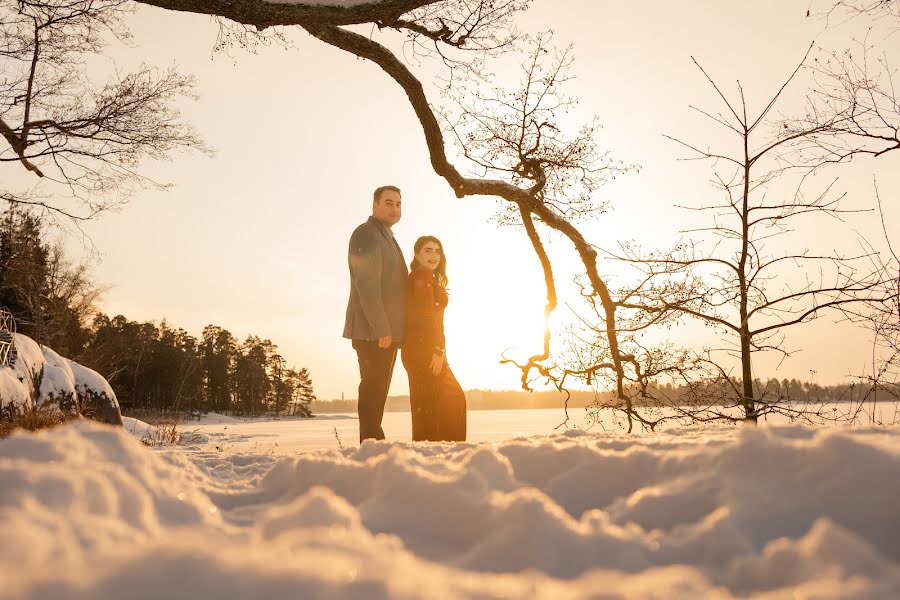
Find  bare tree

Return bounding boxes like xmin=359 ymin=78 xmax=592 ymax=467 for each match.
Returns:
xmin=0 ymin=0 xmax=208 ymax=220
xmin=821 ymin=0 xmax=900 ymax=29
xmin=41 ymin=241 xmax=105 ymax=355
xmin=789 ymin=40 xmax=900 ymax=164
xmin=837 ymin=179 xmax=900 ymax=423
xmin=596 ymin=49 xmax=897 ymax=426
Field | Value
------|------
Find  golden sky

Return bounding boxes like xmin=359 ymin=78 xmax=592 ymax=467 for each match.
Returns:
xmin=48 ymin=0 xmax=900 ymax=399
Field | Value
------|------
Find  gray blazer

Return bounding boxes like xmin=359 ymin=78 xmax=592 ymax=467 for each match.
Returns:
xmin=343 ymin=216 xmax=408 ymax=343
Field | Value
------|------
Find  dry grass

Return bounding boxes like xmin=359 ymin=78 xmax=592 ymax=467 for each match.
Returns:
xmin=0 ymin=407 xmax=80 ymax=439
xmin=137 ymin=419 xmax=181 ymax=446
xmin=136 ymin=418 xmax=204 ymax=447
xmin=0 ymin=407 xmax=206 ymax=449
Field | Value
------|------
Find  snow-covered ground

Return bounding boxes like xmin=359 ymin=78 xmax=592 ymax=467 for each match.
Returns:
xmin=1 ymin=413 xmax=899 ymax=599
xmin=185 ymin=408 xmax=588 ymax=453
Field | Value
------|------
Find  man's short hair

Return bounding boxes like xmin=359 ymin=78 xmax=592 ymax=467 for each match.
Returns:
xmin=373 ymin=185 xmax=401 ymax=204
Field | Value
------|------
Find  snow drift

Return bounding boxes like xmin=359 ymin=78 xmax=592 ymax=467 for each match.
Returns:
xmin=1 ymin=421 xmax=898 ymax=599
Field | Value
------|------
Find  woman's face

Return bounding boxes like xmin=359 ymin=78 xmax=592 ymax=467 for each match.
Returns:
xmin=415 ymin=241 xmax=442 ymax=271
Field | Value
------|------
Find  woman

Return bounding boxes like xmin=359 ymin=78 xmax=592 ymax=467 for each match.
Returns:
xmin=401 ymin=236 xmax=466 ymax=441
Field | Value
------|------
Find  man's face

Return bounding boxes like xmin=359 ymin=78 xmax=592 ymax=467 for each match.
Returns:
xmin=373 ymin=189 xmax=402 ymax=228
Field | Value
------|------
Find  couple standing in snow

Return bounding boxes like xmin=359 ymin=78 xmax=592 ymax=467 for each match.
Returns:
xmin=343 ymin=185 xmax=466 ymax=443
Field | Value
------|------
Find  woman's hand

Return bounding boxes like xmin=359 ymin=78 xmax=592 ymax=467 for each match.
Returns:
xmin=429 ymin=352 xmax=445 ymax=376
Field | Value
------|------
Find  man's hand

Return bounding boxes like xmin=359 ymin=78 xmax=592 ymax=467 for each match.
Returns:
xmin=429 ymin=352 xmax=445 ymax=376
xmin=377 ymin=335 xmax=393 ymax=349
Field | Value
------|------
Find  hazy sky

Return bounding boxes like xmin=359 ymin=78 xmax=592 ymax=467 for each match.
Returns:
xmin=40 ymin=1 xmax=900 ymax=399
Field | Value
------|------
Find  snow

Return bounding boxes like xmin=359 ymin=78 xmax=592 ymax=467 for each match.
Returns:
xmin=37 ymin=344 xmax=77 ymax=409
xmin=2 ymin=418 xmax=899 ymax=598
xmin=3 ymin=334 xmax=43 ymax=411
xmin=0 ymin=369 xmax=28 ymax=412
xmin=194 ymin=411 xmax=242 ymax=424
xmin=186 ymin=409 xmax=589 ymax=454
xmin=67 ymin=360 xmax=116 ymax=402
xmin=122 ymin=415 xmax=162 ymax=439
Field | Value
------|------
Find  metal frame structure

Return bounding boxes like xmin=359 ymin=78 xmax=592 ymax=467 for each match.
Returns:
xmin=0 ymin=308 xmax=17 ymax=367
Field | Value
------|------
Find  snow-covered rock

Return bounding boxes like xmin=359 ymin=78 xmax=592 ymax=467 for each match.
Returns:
xmin=0 ymin=333 xmax=121 ymax=425
xmin=68 ymin=359 xmax=122 ymax=425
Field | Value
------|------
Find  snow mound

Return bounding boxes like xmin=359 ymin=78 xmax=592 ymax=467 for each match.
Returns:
xmin=1 ymin=422 xmax=898 ymax=599
xmin=193 ymin=412 xmax=242 ymax=424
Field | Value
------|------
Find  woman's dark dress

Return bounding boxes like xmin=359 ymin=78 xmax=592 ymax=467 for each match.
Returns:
xmin=401 ymin=268 xmax=466 ymax=441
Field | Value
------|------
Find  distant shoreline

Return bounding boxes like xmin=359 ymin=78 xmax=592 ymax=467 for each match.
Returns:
xmin=311 ymin=390 xmax=594 ymax=413
xmin=312 ymin=382 xmax=890 ymax=413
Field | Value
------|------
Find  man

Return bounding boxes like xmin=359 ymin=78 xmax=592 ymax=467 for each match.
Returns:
xmin=343 ymin=185 xmax=408 ymax=442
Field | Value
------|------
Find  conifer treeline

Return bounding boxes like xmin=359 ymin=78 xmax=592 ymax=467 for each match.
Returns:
xmin=88 ymin=318 xmax=316 ymax=416
xmin=0 ymin=208 xmax=316 ymax=416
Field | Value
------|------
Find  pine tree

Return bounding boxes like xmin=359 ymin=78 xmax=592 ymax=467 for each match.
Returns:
xmin=233 ymin=335 xmax=269 ymax=416
xmin=288 ymin=367 xmax=316 ymax=417
xmin=200 ymin=325 xmax=236 ymax=414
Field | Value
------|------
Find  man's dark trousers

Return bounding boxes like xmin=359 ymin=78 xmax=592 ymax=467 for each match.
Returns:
xmin=353 ymin=339 xmax=398 ymax=442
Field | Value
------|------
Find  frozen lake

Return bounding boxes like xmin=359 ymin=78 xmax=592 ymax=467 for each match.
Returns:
xmin=185 ymin=408 xmax=592 ymax=453
xmin=182 ymin=402 xmax=900 ymax=453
